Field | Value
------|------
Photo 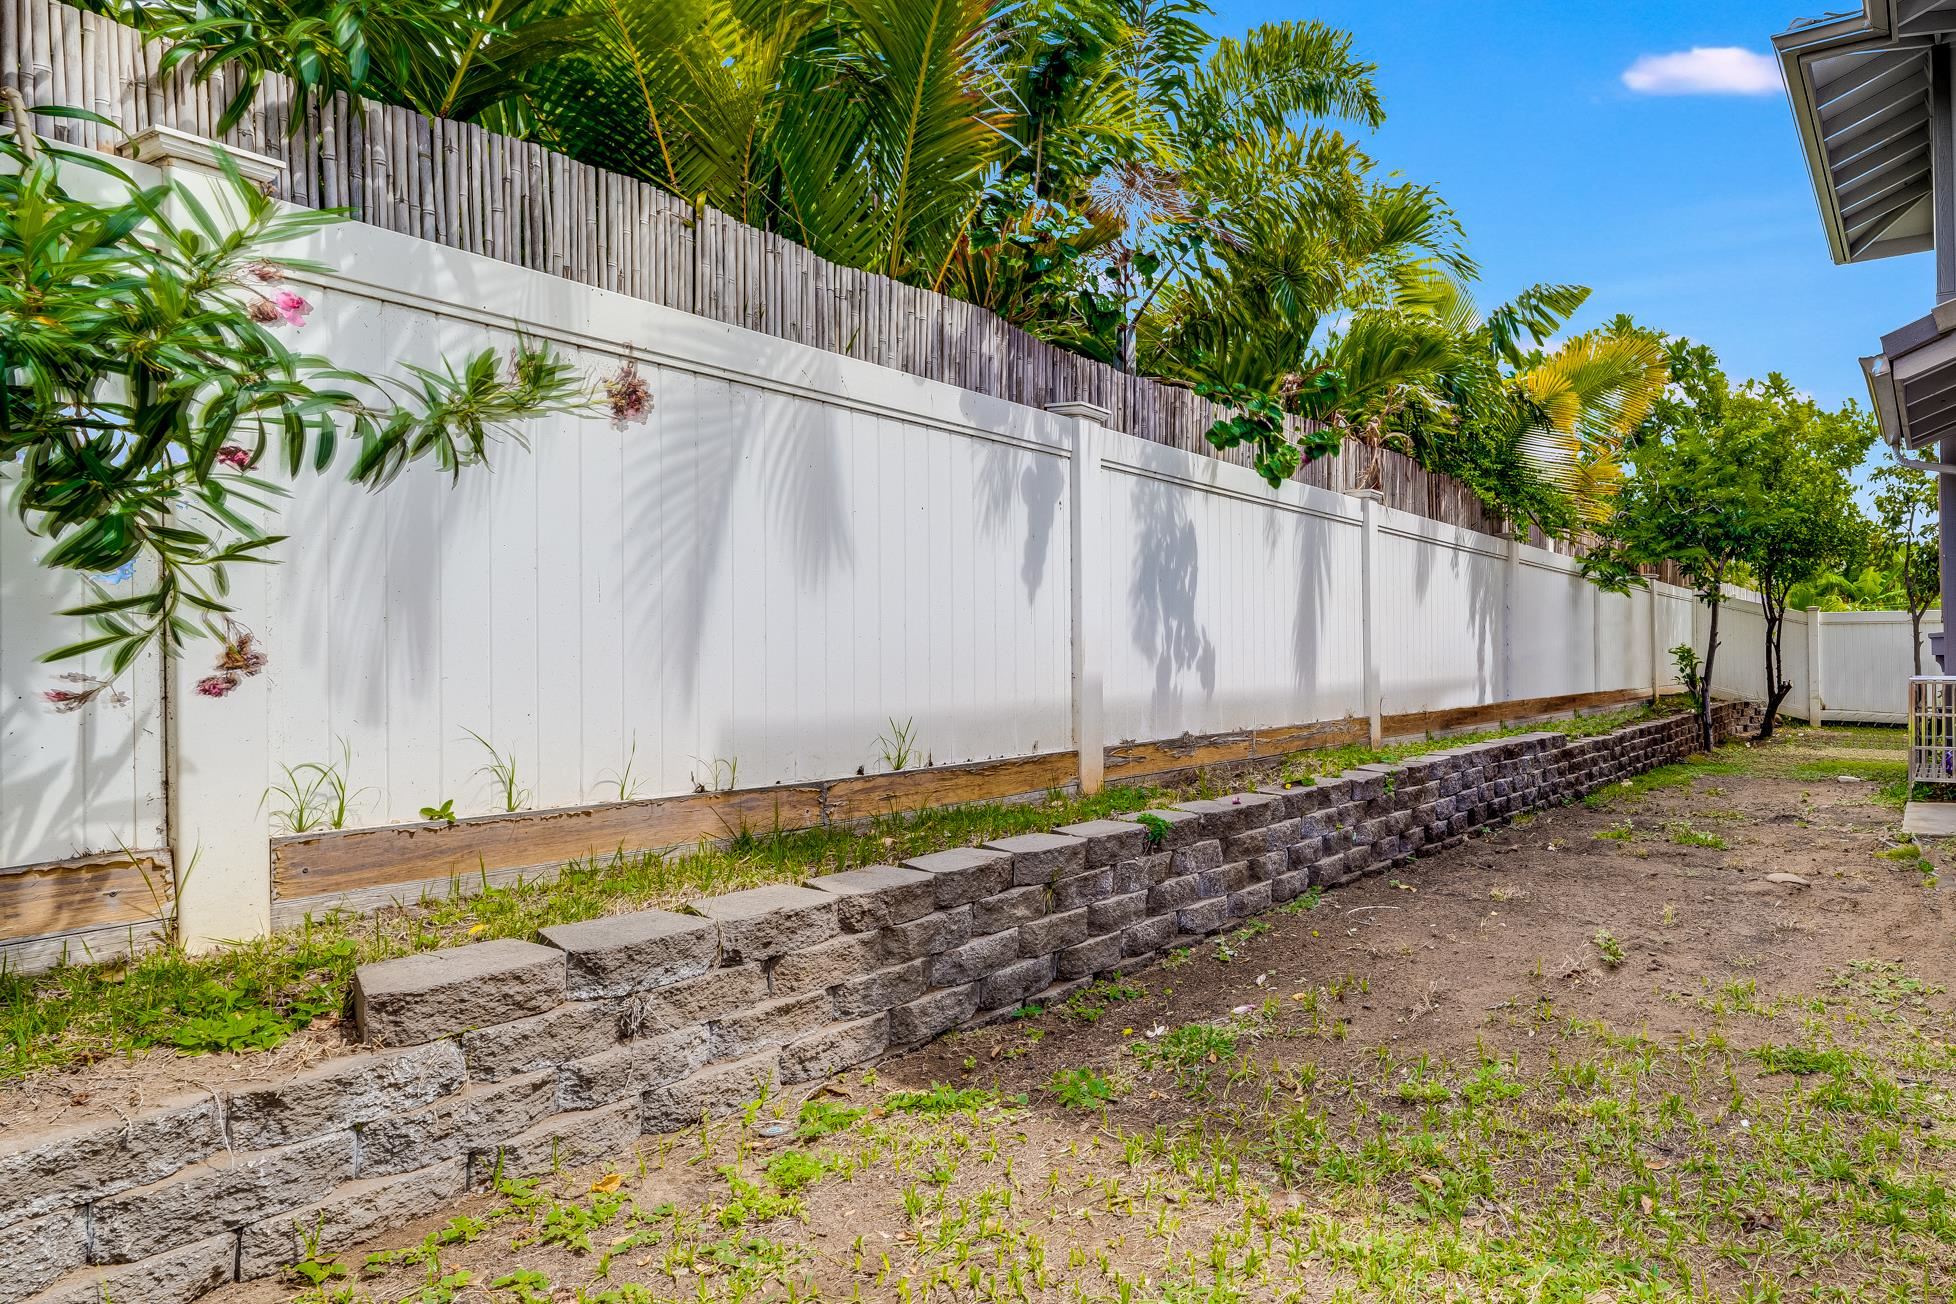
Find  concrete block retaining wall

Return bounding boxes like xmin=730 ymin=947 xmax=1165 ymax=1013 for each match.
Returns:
xmin=1 ymin=705 xmax=1758 ymax=1302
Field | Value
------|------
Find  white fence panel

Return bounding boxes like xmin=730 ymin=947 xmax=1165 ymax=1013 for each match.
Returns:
xmin=1097 ymin=442 xmax=1365 ymax=744
xmin=1511 ymin=550 xmax=1599 ymax=702
xmin=1371 ymin=512 xmax=1503 ymax=717
xmin=1817 ymin=611 xmax=1943 ymax=722
xmin=0 ymin=515 xmax=167 ymax=868
xmin=259 ymin=234 xmax=1075 ymax=828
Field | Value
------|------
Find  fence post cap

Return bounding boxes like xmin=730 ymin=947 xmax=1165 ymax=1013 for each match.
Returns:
xmin=1044 ymin=401 xmax=1112 ymax=425
xmin=1345 ymin=488 xmax=1384 ymax=503
xmin=119 ymin=125 xmax=287 ymax=185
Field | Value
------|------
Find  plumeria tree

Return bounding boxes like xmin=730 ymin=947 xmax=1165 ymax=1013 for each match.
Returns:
xmin=0 ymin=98 xmax=592 ymax=695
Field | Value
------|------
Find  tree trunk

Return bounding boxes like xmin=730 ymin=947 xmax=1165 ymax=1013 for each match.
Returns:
xmin=1912 ymin=604 xmax=1925 ymax=678
xmin=1758 ymin=576 xmax=1790 ymax=741
xmin=1698 ymin=592 xmax=1722 ymax=753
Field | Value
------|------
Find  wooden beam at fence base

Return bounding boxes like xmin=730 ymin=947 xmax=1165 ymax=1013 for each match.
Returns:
xmin=1380 ymin=689 xmax=1654 ymax=742
xmin=821 ymin=753 xmax=1078 ymax=825
xmin=272 ymin=785 xmax=828 ymax=901
xmin=0 ymin=848 xmax=173 ymax=939
xmin=266 ymin=689 xmax=1657 ymax=906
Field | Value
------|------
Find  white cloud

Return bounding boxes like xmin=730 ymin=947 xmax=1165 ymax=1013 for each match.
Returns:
xmin=1622 ymin=47 xmax=1780 ymax=96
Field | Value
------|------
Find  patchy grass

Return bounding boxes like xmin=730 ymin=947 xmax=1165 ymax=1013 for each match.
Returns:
xmin=258 ymin=951 xmax=1956 ymax=1304
xmin=222 ymin=720 xmax=1956 ymax=1304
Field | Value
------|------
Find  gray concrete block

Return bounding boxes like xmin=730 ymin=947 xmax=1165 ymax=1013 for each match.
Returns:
xmin=1249 ymin=851 xmax=1287 ymax=883
xmin=1196 ymin=861 xmax=1250 ymax=898
xmin=1117 ymin=807 xmax=1203 ymax=849
xmin=32 ymin=1232 xmax=235 ymax=1304
xmin=779 ymin=1015 xmax=889 ymax=1084
xmin=1052 ymin=819 xmax=1146 ymax=866
xmin=355 ymin=939 xmax=567 ymax=1047
xmin=1147 ymin=873 xmax=1202 ymax=913
xmin=832 ymin=960 xmax=929 ymax=1020
xmin=1123 ymin=915 xmax=1175 ymax=956
xmin=881 ymin=906 xmax=973 ymax=960
xmin=355 ymin=1071 xmax=556 ymax=1178
xmin=0 ymin=1093 xmax=221 ymax=1230
xmin=624 ymin=962 xmax=767 ymax=1037
xmin=1271 ymin=869 xmax=1311 ymax=903
xmin=1087 ymin=890 xmax=1147 ymax=934
xmin=472 ymin=1097 xmax=640 ymax=1184
xmin=1018 ymin=907 xmax=1088 ymax=957
xmin=929 ymin=930 xmax=1020 ymax=987
xmin=1177 ymin=899 xmax=1227 ymax=935
xmin=985 ymin=832 xmax=1087 ymax=886
xmin=709 ymin=990 xmax=833 ymax=1059
xmin=1057 ymin=933 xmax=1123 ymax=980
xmin=1228 ymin=882 xmax=1272 ymax=918
xmin=1172 ymin=794 xmax=1276 ymax=836
xmin=805 ymin=865 xmax=936 ymax=930
xmin=538 ymin=909 xmax=718 ymax=998
xmin=770 ymin=931 xmax=881 ymax=995
xmin=888 ymin=984 xmax=981 ymax=1045
xmin=91 ymin=1130 xmax=354 ymax=1264
xmin=461 ymin=999 xmax=622 ymax=1082
xmin=226 ymin=1040 xmax=464 ymax=1150
xmin=238 ymin=1158 xmax=466 ymax=1281
xmin=7 ymin=1208 xmax=85 ymax=1302
xmin=688 ymin=884 xmax=839 ymax=962
xmin=970 ymin=885 xmax=1048 ymax=934
xmin=901 ymin=848 xmax=1012 ymax=907
xmin=1170 ymin=840 xmax=1223 ymax=876
xmin=556 ymin=1026 xmax=712 ymax=1110
xmin=1052 ymin=866 xmax=1114 ymax=911
xmin=979 ymin=955 xmax=1055 ymax=1010
xmin=641 ymin=1053 xmax=779 ymax=1134
xmin=1126 ymin=918 xmax=1165 ymax=957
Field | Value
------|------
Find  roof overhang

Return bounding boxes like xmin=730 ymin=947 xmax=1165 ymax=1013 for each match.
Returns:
xmin=1862 ymin=300 xmax=1956 ymax=447
xmin=1775 ymin=2 xmax=1956 ymax=263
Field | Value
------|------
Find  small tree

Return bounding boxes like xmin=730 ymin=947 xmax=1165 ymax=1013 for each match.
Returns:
xmin=1735 ymin=377 xmax=1873 ymax=739
xmin=1871 ymin=463 xmax=1941 ymax=674
xmin=1584 ymin=339 xmax=1747 ymax=752
xmin=0 ymin=99 xmax=591 ymax=682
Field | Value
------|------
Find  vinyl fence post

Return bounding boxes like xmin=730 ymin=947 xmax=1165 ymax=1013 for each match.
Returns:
xmin=1501 ymin=526 xmax=1520 ymax=707
xmin=117 ymin=128 xmax=288 ymax=950
xmin=1350 ymin=489 xmax=1384 ymax=746
xmin=1807 ymin=607 xmax=1824 ymax=724
xmin=1649 ymin=584 xmax=1663 ymax=702
xmin=1050 ymin=401 xmax=1111 ymax=795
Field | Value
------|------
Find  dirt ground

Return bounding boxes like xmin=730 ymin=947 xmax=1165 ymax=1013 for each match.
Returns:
xmin=208 ymin=725 xmax=1956 ymax=1303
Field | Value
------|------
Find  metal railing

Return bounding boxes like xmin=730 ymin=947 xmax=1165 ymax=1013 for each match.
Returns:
xmin=1908 ymin=677 xmax=1956 ymax=782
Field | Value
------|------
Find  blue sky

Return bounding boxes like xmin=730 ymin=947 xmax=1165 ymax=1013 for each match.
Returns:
xmin=1209 ymin=0 xmax=1926 ymax=409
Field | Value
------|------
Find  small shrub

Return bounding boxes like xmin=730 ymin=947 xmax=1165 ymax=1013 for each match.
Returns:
xmin=1062 ymin=978 xmax=1144 ymax=1024
xmin=883 ymin=1084 xmax=1000 ymax=1116
xmin=1049 ymin=1066 xmax=1118 ymax=1109
xmin=1667 ymin=822 xmax=1727 ymax=850
xmin=1283 ymin=885 xmax=1324 ymax=912
xmin=794 ymin=1099 xmax=864 ymax=1139
xmin=1593 ymin=930 xmax=1626 ymax=968
xmin=764 ymin=1150 xmax=827 ymax=1192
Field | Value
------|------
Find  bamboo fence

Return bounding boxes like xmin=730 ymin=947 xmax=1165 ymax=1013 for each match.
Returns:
xmin=1 ymin=0 xmax=1519 ymax=538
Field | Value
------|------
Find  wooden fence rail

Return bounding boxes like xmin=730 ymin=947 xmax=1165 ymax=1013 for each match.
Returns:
xmin=1 ymin=0 xmax=1515 ymax=536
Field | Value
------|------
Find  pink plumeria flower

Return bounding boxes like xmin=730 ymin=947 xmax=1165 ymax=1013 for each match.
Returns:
xmin=271 ymin=290 xmax=311 ymax=328
xmin=216 ymin=445 xmax=252 ymax=470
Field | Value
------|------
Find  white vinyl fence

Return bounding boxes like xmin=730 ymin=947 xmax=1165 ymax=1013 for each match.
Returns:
xmin=0 ymin=137 xmax=1928 ymax=958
